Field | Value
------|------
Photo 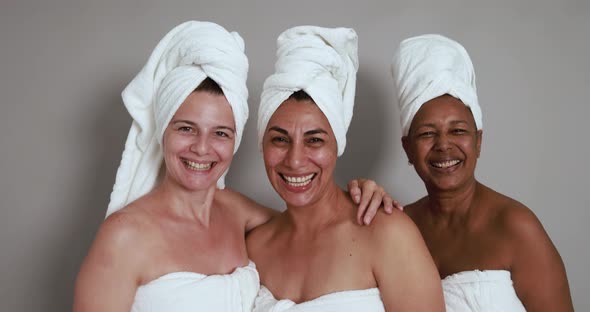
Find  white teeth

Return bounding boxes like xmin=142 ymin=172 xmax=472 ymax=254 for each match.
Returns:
xmin=283 ymin=173 xmax=315 ymax=186
xmin=184 ymin=160 xmax=211 ymax=170
xmin=432 ymin=160 xmax=460 ymax=168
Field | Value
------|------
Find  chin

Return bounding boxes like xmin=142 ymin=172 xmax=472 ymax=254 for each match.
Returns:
xmin=276 ymin=190 xmax=314 ymax=208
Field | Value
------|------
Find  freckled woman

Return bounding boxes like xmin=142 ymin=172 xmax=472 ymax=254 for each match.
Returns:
xmin=392 ymin=34 xmax=574 ymax=311
xmin=247 ymin=26 xmax=445 ymax=312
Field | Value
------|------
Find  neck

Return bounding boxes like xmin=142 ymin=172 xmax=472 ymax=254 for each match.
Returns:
xmin=155 ymin=175 xmax=217 ymax=227
xmin=284 ymin=180 xmax=351 ymax=235
xmin=425 ymin=179 xmax=481 ymax=221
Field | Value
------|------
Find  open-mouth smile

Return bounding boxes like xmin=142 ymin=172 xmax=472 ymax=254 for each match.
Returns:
xmin=280 ymin=173 xmax=316 ymax=187
xmin=430 ymin=159 xmax=461 ymax=169
xmin=182 ymin=159 xmax=214 ymax=171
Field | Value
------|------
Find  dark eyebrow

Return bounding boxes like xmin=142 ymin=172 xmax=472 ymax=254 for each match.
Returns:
xmin=172 ymin=120 xmax=235 ymax=132
xmin=268 ymin=126 xmax=288 ymax=135
xmin=267 ymin=127 xmax=328 ymax=136
xmin=305 ymin=129 xmax=328 ymax=136
xmin=172 ymin=120 xmax=196 ymax=126
xmin=415 ymin=120 xmax=470 ymax=129
xmin=216 ymin=126 xmax=235 ymax=133
xmin=414 ymin=123 xmax=436 ymax=129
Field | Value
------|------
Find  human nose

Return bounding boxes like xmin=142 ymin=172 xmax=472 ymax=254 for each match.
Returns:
xmin=190 ymin=134 xmax=209 ymax=155
xmin=284 ymin=141 xmax=305 ymax=168
xmin=434 ymin=133 xmax=452 ymax=152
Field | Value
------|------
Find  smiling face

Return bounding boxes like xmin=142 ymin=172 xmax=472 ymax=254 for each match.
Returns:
xmin=262 ymin=97 xmax=338 ymax=208
xmin=162 ymin=90 xmax=235 ymax=191
xmin=402 ymin=95 xmax=482 ymax=193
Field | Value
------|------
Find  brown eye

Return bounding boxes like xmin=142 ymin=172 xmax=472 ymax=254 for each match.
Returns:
xmin=307 ymin=137 xmax=323 ymax=144
xmin=178 ymin=126 xmax=192 ymax=132
xmin=271 ymin=136 xmax=289 ymax=144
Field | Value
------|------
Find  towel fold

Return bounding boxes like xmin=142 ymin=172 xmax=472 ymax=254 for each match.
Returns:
xmin=253 ymin=286 xmax=385 ymax=312
xmin=391 ymin=34 xmax=482 ymax=136
xmin=257 ymin=26 xmax=358 ymax=156
xmin=442 ymin=270 xmax=526 ymax=311
xmin=106 ymin=21 xmax=249 ymax=217
xmin=131 ymin=261 xmax=260 ymax=312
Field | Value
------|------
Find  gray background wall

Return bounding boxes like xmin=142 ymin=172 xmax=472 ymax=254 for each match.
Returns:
xmin=1 ymin=0 xmax=588 ymax=310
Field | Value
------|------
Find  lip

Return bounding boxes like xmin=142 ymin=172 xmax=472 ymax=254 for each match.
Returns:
xmin=278 ymin=172 xmax=317 ymax=192
xmin=181 ymin=158 xmax=217 ymax=172
xmin=429 ymin=158 xmax=462 ymax=172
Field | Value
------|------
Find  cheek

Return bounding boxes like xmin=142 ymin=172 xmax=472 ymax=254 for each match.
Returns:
xmin=262 ymin=146 xmax=283 ymax=169
xmin=163 ymin=134 xmax=188 ymax=154
xmin=459 ymin=138 xmax=478 ymax=154
xmin=214 ymin=140 xmax=235 ymax=159
xmin=312 ymin=149 xmax=337 ymax=169
xmin=411 ymin=142 xmax=430 ymax=160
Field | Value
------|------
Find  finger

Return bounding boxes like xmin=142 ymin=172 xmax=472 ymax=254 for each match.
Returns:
xmin=348 ymin=180 xmax=361 ymax=204
xmin=383 ymin=195 xmax=394 ymax=214
xmin=393 ymin=199 xmax=404 ymax=212
xmin=360 ymin=179 xmax=377 ymax=193
xmin=363 ymin=193 xmax=383 ymax=225
xmin=356 ymin=190 xmax=372 ymax=225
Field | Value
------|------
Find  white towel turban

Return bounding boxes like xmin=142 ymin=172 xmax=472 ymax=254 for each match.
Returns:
xmin=258 ymin=26 xmax=359 ymax=156
xmin=106 ymin=21 xmax=249 ymax=218
xmin=391 ymin=34 xmax=482 ymax=136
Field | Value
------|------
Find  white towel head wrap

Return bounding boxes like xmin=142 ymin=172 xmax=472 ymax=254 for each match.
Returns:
xmin=391 ymin=34 xmax=482 ymax=136
xmin=106 ymin=21 xmax=249 ymax=217
xmin=258 ymin=26 xmax=359 ymax=156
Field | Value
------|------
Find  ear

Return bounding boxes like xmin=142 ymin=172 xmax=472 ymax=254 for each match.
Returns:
xmin=476 ymin=129 xmax=483 ymax=158
xmin=401 ymin=136 xmax=413 ymax=165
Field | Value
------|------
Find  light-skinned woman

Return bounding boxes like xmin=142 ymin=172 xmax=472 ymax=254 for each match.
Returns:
xmin=248 ymin=26 xmax=445 ymax=312
xmin=74 ymin=21 xmax=395 ymax=312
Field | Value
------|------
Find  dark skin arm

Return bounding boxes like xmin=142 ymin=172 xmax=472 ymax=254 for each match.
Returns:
xmin=509 ymin=206 xmax=574 ymax=311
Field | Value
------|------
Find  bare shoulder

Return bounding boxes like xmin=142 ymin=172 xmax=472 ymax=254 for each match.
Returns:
xmin=215 ymin=187 xmax=252 ymax=205
xmin=368 ymin=209 xmax=426 ymax=251
xmin=402 ymin=196 xmax=428 ymax=221
xmin=367 ymin=209 xmax=434 ymax=275
xmin=74 ymin=204 xmax=155 ymax=311
xmin=485 ymin=188 xmax=574 ymax=310
xmin=90 ymin=205 xmax=154 ymax=262
xmin=489 ymin=190 xmax=549 ymax=244
xmin=216 ymin=188 xmax=278 ymax=231
xmin=370 ymin=209 xmax=445 ymax=310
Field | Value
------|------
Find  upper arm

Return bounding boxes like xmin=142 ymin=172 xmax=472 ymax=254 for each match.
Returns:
xmin=222 ymin=189 xmax=279 ymax=232
xmin=371 ymin=211 xmax=445 ymax=312
xmin=508 ymin=206 xmax=574 ymax=311
xmin=245 ymin=202 xmax=279 ymax=232
xmin=73 ymin=214 xmax=143 ymax=312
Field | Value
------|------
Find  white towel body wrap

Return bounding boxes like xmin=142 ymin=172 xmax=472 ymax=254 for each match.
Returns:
xmin=253 ymin=286 xmax=384 ymax=312
xmin=443 ymin=270 xmax=526 ymax=311
xmin=106 ymin=21 xmax=249 ymax=217
xmin=131 ymin=261 xmax=260 ymax=312
xmin=257 ymin=26 xmax=358 ymax=156
xmin=392 ymin=34 xmax=482 ymax=136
